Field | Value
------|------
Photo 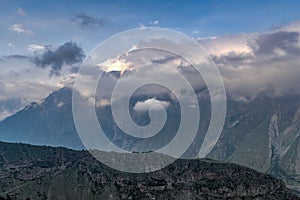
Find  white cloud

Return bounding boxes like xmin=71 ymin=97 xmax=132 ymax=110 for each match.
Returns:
xmin=133 ymin=98 xmax=170 ymax=112
xmin=195 ymin=36 xmax=217 ymax=40
xmin=28 ymin=44 xmax=46 ymax=52
xmin=9 ymin=24 xmax=33 ymax=35
xmin=150 ymin=20 xmax=159 ymax=25
xmin=96 ymin=99 xmax=111 ymax=107
xmin=199 ymin=33 xmax=254 ymax=56
xmin=8 ymin=42 xmax=14 ymax=47
xmin=100 ymin=58 xmax=133 ymax=75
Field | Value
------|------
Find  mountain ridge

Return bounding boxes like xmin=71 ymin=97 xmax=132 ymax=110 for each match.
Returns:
xmin=1 ymin=86 xmax=300 ymax=193
xmin=0 ymin=141 xmax=298 ymax=200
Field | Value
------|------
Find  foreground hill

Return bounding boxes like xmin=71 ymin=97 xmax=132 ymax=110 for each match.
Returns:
xmin=0 ymin=141 xmax=298 ymax=200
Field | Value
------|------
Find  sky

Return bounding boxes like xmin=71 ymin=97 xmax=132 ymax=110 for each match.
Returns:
xmin=1 ymin=0 xmax=300 ymax=120
xmin=2 ymin=0 xmax=300 ymax=54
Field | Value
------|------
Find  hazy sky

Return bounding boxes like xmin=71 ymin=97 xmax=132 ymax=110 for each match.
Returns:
xmin=1 ymin=0 xmax=300 ymax=119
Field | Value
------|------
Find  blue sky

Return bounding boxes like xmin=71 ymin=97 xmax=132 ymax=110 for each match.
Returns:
xmin=1 ymin=0 xmax=300 ymax=54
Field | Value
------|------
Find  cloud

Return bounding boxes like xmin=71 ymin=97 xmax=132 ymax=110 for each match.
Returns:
xmin=150 ymin=20 xmax=159 ymax=25
xmin=16 ymin=7 xmax=27 ymax=16
xmin=28 ymin=44 xmax=46 ymax=52
xmin=139 ymin=23 xmax=146 ymax=28
xmin=3 ymin=55 xmax=30 ymax=61
xmin=0 ymin=98 xmax=30 ymax=120
xmin=96 ymin=99 xmax=111 ymax=107
xmin=34 ymin=42 xmax=85 ymax=75
xmin=0 ymin=53 xmax=77 ymax=119
xmin=9 ymin=24 xmax=33 ymax=35
xmin=1 ymin=42 xmax=85 ymax=76
xmin=211 ymin=51 xmax=254 ymax=67
xmin=200 ymin=33 xmax=253 ymax=56
xmin=72 ymin=13 xmax=107 ymax=28
xmin=0 ymin=41 xmax=83 ymax=119
xmin=3 ymin=20 xmax=300 ymax=122
xmin=94 ymin=24 xmax=300 ymax=102
xmin=101 ymin=58 xmax=132 ymax=75
xmin=207 ymin=28 xmax=300 ymax=100
xmin=8 ymin=42 xmax=14 ymax=47
xmin=251 ymin=31 xmax=299 ymax=56
xmin=133 ymin=98 xmax=170 ymax=112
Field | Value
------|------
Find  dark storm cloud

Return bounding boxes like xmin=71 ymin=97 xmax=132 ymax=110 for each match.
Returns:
xmin=72 ymin=13 xmax=107 ymax=28
xmin=34 ymin=42 xmax=85 ymax=76
xmin=252 ymin=31 xmax=299 ymax=56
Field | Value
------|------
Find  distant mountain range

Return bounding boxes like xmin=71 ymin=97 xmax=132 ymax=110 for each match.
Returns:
xmin=0 ymin=141 xmax=298 ymax=199
xmin=1 ymin=76 xmax=300 ymax=193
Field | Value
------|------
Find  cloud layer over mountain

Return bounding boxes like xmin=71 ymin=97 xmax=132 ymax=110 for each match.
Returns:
xmin=1 ymin=22 xmax=300 ymax=120
xmin=203 ymin=23 xmax=300 ymax=100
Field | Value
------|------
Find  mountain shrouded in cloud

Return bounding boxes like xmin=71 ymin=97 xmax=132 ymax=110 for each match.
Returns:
xmin=1 ymin=22 xmax=300 ymax=121
xmin=79 ymin=23 xmax=300 ymax=103
xmin=201 ymin=24 xmax=300 ymax=101
xmin=2 ymin=70 xmax=300 ymax=192
xmin=0 ymin=41 xmax=84 ymax=120
xmin=2 ymin=0 xmax=300 ymax=198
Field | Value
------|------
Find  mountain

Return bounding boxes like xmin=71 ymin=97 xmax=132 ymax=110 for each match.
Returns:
xmin=209 ymin=95 xmax=300 ymax=192
xmin=0 ymin=141 xmax=298 ymax=200
xmin=0 ymin=87 xmax=83 ymax=149
xmin=1 ymin=84 xmax=300 ymax=192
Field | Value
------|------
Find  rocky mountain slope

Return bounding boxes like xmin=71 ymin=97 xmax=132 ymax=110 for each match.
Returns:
xmin=1 ymin=85 xmax=300 ymax=193
xmin=0 ymin=141 xmax=298 ymax=200
xmin=0 ymin=87 xmax=83 ymax=149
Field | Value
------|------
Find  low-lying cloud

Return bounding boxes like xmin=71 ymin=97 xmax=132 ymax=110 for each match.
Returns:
xmin=207 ymin=27 xmax=300 ymax=100
xmin=252 ymin=31 xmax=299 ymax=56
xmin=133 ymin=98 xmax=170 ymax=112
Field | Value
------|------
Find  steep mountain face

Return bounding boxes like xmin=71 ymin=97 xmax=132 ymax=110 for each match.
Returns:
xmin=209 ymin=95 xmax=300 ymax=191
xmin=0 ymin=141 xmax=298 ymax=200
xmin=1 ymin=85 xmax=300 ymax=192
xmin=0 ymin=87 xmax=83 ymax=149
xmin=268 ymin=107 xmax=300 ymax=192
